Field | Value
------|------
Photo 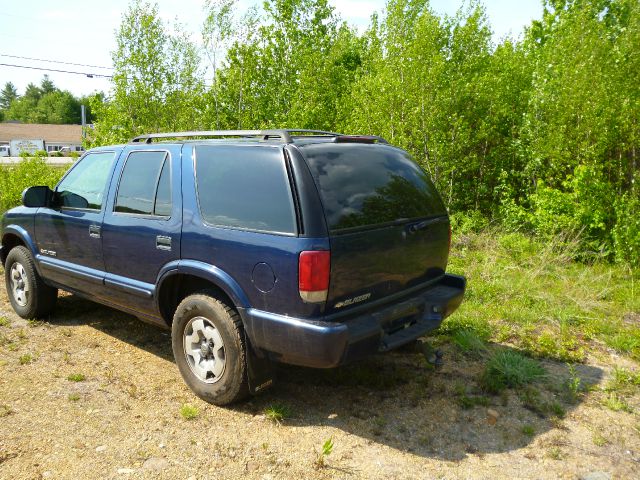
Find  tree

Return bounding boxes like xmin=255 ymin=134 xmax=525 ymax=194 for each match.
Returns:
xmin=89 ymin=0 xmax=203 ymax=145
xmin=40 ymin=75 xmax=56 ymax=95
xmin=0 ymin=82 xmax=18 ymax=110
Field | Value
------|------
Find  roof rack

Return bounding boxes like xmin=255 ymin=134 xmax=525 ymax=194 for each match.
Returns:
xmin=129 ymin=129 xmax=388 ymax=145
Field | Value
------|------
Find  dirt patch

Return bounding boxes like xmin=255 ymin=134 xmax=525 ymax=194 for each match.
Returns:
xmin=0 ymin=283 xmax=639 ymax=479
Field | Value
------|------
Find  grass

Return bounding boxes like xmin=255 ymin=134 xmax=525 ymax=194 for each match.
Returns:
xmin=451 ymin=329 xmax=488 ymax=357
xmin=68 ymin=393 xmax=80 ymax=402
xmin=518 ymin=386 xmax=565 ymax=418
xmin=606 ymin=367 xmax=640 ymax=394
xmin=67 ymin=373 xmax=86 ymax=382
xmin=180 ymin=403 xmax=199 ymax=420
xmin=521 ymin=425 xmax=535 ymax=436
xmin=602 ymin=393 xmax=632 ymax=413
xmin=481 ymin=350 xmax=545 ymax=394
xmin=19 ymin=353 xmax=33 ymax=365
xmin=0 ymin=404 xmax=12 ymax=417
xmin=443 ymin=229 xmax=639 ymax=363
xmin=264 ymin=404 xmax=292 ymax=425
xmin=0 ymin=316 xmax=10 ymax=327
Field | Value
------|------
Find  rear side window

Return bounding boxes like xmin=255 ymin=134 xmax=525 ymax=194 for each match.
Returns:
xmin=301 ymin=144 xmax=447 ymax=231
xmin=115 ymin=151 xmax=171 ymax=216
xmin=57 ymin=151 xmax=115 ymax=209
xmin=195 ymin=145 xmax=296 ymax=234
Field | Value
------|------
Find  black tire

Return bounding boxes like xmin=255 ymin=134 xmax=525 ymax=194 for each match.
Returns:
xmin=4 ymin=246 xmax=57 ymax=319
xmin=171 ymin=291 xmax=249 ymax=405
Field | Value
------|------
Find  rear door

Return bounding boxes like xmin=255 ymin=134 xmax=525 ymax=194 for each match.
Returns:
xmin=100 ymin=145 xmax=182 ymax=317
xmin=299 ymin=143 xmax=450 ymax=314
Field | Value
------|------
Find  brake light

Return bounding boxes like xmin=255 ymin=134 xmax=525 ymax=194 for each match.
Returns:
xmin=298 ymin=250 xmax=330 ymax=303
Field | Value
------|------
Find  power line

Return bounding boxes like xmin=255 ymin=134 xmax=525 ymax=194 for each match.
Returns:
xmin=0 ymin=53 xmax=113 ymax=70
xmin=0 ymin=62 xmax=112 ymax=79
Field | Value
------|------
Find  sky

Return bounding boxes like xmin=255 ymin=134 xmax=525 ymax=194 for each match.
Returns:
xmin=0 ymin=0 xmax=543 ymax=98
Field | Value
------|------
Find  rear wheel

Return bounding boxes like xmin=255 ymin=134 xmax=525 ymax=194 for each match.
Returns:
xmin=171 ymin=292 xmax=249 ymax=405
xmin=4 ymin=246 xmax=57 ymax=319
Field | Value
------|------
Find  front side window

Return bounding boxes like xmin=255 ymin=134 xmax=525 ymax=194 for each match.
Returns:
xmin=115 ymin=151 xmax=171 ymax=216
xmin=195 ymin=145 xmax=296 ymax=234
xmin=57 ymin=151 xmax=115 ymax=209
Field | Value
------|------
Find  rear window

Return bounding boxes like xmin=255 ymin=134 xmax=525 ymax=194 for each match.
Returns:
xmin=195 ymin=145 xmax=296 ymax=234
xmin=301 ymin=144 xmax=446 ymax=231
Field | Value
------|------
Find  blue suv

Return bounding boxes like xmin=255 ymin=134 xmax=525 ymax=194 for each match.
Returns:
xmin=1 ymin=130 xmax=465 ymax=405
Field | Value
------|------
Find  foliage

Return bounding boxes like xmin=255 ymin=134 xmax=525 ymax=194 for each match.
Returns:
xmin=0 ymin=157 xmax=67 ymax=214
xmin=0 ymin=82 xmax=18 ymax=110
xmin=88 ymin=0 xmax=204 ymax=145
xmin=445 ymin=226 xmax=639 ymax=363
xmin=2 ymin=76 xmax=93 ymax=124
xmin=82 ymin=0 xmax=640 ymax=266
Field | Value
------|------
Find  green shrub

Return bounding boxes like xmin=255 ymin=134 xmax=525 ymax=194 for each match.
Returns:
xmin=613 ymin=193 xmax=640 ymax=267
xmin=450 ymin=210 xmax=489 ymax=235
xmin=0 ymin=157 xmax=67 ymax=213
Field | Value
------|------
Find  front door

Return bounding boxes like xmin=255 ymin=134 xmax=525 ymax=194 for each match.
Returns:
xmin=35 ymin=150 xmax=119 ymax=295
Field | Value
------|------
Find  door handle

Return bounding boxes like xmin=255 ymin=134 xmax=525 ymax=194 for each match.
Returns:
xmin=156 ymin=235 xmax=172 ymax=251
xmin=89 ymin=225 xmax=101 ymax=238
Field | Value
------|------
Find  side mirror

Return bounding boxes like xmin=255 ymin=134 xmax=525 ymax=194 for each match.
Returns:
xmin=22 ymin=186 xmax=53 ymax=208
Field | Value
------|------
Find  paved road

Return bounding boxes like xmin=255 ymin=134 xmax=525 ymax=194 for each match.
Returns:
xmin=0 ymin=156 xmax=75 ymax=165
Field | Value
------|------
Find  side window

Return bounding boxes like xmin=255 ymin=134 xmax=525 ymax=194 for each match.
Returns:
xmin=57 ymin=151 xmax=115 ymax=209
xmin=195 ymin=145 xmax=296 ymax=234
xmin=115 ymin=151 xmax=171 ymax=216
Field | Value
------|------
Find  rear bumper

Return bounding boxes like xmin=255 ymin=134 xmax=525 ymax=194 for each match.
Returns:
xmin=240 ymin=274 xmax=466 ymax=368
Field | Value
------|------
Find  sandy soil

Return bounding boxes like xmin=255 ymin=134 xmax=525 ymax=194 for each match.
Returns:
xmin=0 ymin=275 xmax=639 ymax=480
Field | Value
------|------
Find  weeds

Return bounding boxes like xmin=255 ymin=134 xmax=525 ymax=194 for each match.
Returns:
xmin=519 ymin=386 xmax=565 ymax=418
xmin=451 ymin=329 xmax=488 ymax=357
xmin=605 ymin=367 xmax=640 ymax=394
xmin=264 ymin=404 xmax=292 ymax=425
xmin=602 ymin=393 xmax=632 ymax=413
xmin=314 ymin=437 xmax=334 ymax=469
xmin=19 ymin=353 xmax=33 ymax=365
xmin=67 ymin=373 xmax=85 ymax=382
xmin=68 ymin=393 xmax=80 ymax=402
xmin=592 ymin=432 xmax=608 ymax=446
xmin=0 ymin=404 xmax=12 ymax=417
xmin=521 ymin=425 xmax=535 ymax=436
xmin=180 ymin=404 xmax=199 ymax=420
xmin=444 ymin=229 xmax=639 ymax=364
xmin=0 ymin=317 xmax=10 ymax=327
xmin=564 ymin=364 xmax=582 ymax=403
xmin=481 ymin=350 xmax=545 ymax=393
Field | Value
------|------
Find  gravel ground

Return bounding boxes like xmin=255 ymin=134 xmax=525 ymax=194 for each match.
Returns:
xmin=0 ymin=277 xmax=639 ymax=480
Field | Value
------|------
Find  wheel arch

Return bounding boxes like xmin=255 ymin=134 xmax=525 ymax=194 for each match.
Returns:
xmin=156 ymin=260 xmax=250 ymax=327
xmin=1 ymin=226 xmax=37 ymax=267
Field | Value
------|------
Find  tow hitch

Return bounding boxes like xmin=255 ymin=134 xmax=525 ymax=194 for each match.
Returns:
xmin=419 ymin=339 xmax=444 ymax=369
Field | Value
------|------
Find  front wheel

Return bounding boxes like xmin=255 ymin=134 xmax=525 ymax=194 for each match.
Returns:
xmin=4 ymin=246 xmax=57 ymax=319
xmin=171 ymin=292 xmax=249 ymax=405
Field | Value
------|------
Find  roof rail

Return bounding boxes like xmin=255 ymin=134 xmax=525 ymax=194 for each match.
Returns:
xmin=130 ymin=129 xmax=346 ymax=144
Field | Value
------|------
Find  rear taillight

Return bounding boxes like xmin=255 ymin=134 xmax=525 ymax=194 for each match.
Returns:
xmin=448 ymin=223 xmax=452 ymax=254
xmin=298 ymin=250 xmax=330 ymax=303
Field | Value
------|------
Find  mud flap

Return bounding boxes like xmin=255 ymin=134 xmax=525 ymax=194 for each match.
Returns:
xmin=244 ymin=331 xmax=276 ymax=394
